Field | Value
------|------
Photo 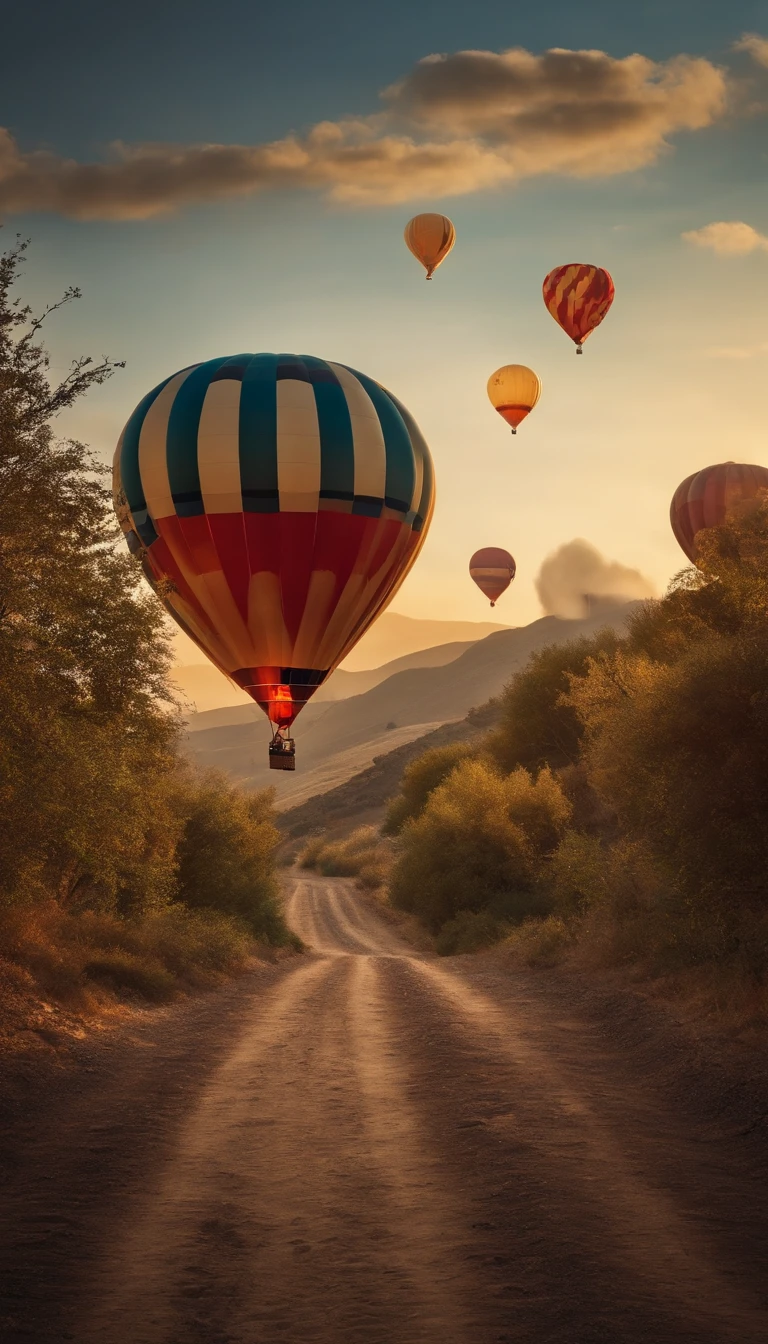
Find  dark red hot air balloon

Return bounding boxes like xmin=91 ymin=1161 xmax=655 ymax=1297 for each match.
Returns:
xmin=543 ymin=264 xmax=614 ymax=353
xmin=670 ymin=461 xmax=768 ymax=563
xmin=469 ymin=548 xmax=516 ymax=607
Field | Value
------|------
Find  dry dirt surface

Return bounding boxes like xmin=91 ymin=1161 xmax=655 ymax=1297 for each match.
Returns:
xmin=1 ymin=877 xmax=768 ymax=1344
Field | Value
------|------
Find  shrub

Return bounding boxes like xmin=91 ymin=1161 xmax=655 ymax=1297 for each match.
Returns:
xmin=566 ymin=636 xmax=768 ymax=911
xmin=382 ymin=742 xmax=473 ymax=835
xmin=486 ymin=630 xmax=622 ymax=775
xmin=299 ymin=827 xmax=391 ymax=889
xmin=174 ymin=772 xmax=288 ymax=943
xmin=82 ymin=952 xmax=178 ymax=1003
xmin=435 ymin=910 xmax=507 ymax=956
xmin=389 ymin=759 xmax=569 ymax=934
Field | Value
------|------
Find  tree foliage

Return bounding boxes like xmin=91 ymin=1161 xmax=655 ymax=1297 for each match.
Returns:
xmin=389 ymin=759 xmax=570 ymax=936
xmin=0 ymin=239 xmax=289 ymax=959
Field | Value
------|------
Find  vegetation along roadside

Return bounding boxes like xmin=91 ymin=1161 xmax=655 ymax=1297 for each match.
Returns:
xmin=0 ymin=242 xmax=298 ymax=1053
xmin=300 ymin=505 xmax=768 ymax=1029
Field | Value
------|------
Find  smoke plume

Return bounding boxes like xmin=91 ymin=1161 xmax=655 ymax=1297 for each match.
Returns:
xmin=536 ymin=539 xmax=656 ymax=619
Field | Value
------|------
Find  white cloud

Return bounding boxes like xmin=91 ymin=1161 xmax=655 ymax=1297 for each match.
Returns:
xmin=733 ymin=33 xmax=768 ymax=69
xmin=682 ymin=220 xmax=768 ymax=255
xmin=0 ymin=43 xmax=729 ymax=221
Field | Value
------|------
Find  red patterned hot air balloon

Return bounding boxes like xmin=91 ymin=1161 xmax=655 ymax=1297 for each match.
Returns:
xmin=469 ymin=548 xmax=516 ymax=607
xmin=543 ymin=264 xmax=614 ymax=353
xmin=670 ymin=461 xmax=768 ymax=564
xmin=113 ymin=353 xmax=435 ymax=770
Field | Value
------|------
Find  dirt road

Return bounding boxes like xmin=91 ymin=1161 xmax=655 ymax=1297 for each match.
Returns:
xmin=1 ymin=875 xmax=767 ymax=1343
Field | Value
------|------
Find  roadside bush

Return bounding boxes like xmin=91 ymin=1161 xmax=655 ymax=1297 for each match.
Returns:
xmin=0 ymin=901 xmax=256 ymax=1007
xmin=389 ymin=759 xmax=570 ymax=934
xmin=299 ymin=827 xmax=391 ymax=890
xmin=434 ymin=910 xmax=507 ymax=956
xmin=382 ymin=741 xmax=473 ymax=835
xmin=567 ymin=635 xmax=768 ymax=914
xmin=487 ymin=630 xmax=622 ymax=775
xmin=174 ymin=772 xmax=289 ymax=943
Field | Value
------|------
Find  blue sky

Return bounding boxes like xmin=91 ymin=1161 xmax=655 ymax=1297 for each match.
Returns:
xmin=3 ymin=0 xmax=768 ymax=637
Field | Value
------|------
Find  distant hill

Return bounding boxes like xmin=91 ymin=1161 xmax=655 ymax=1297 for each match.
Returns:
xmin=174 ymin=633 xmax=483 ymax=715
xmin=183 ymin=599 xmax=637 ymax=805
xmin=313 ymin=639 xmax=476 ymax=701
xmin=337 ymin=612 xmax=510 ymax=671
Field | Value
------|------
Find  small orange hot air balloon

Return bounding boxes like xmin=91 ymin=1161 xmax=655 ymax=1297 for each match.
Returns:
xmin=670 ymin=461 xmax=768 ymax=564
xmin=404 ymin=213 xmax=456 ymax=279
xmin=469 ymin=548 xmax=516 ymax=607
xmin=543 ymin=264 xmax=614 ymax=353
xmin=487 ymin=365 xmax=541 ymax=434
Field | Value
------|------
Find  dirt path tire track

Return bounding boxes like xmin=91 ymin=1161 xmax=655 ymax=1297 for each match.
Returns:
xmin=1 ymin=874 xmax=767 ymax=1343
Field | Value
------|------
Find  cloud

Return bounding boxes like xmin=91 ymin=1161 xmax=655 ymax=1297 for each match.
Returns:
xmin=385 ymin=48 xmax=726 ymax=176
xmin=536 ymin=539 xmax=656 ymax=619
xmin=733 ymin=33 xmax=768 ymax=68
xmin=0 ymin=43 xmax=729 ymax=221
xmin=682 ymin=220 xmax=768 ymax=254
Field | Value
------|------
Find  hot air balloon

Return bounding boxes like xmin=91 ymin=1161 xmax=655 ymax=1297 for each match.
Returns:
xmin=670 ymin=461 xmax=768 ymax=564
xmin=469 ymin=548 xmax=516 ymax=607
xmin=543 ymin=264 xmax=614 ymax=353
xmin=487 ymin=365 xmax=541 ymax=434
xmin=404 ymin=213 xmax=455 ymax=279
xmin=113 ymin=354 xmax=435 ymax=770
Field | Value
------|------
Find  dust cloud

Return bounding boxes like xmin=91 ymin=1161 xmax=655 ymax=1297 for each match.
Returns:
xmin=536 ymin=539 xmax=656 ymax=619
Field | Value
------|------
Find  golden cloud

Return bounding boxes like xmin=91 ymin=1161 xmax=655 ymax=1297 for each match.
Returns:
xmin=683 ymin=220 xmax=768 ymax=255
xmin=733 ymin=33 xmax=768 ymax=68
xmin=0 ymin=44 xmax=730 ymax=220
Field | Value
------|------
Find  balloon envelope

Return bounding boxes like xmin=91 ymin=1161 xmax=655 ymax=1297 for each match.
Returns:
xmin=113 ymin=354 xmax=435 ymax=729
xmin=487 ymin=365 xmax=541 ymax=433
xmin=469 ymin=547 xmax=516 ymax=606
xmin=404 ymin=213 xmax=456 ymax=279
xmin=670 ymin=461 xmax=768 ymax=563
xmin=543 ymin=264 xmax=614 ymax=351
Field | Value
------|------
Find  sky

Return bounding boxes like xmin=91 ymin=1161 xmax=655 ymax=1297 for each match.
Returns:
xmin=3 ymin=0 xmax=768 ymax=640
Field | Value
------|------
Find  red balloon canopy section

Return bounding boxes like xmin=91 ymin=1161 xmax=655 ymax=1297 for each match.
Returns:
xmin=670 ymin=461 xmax=768 ymax=564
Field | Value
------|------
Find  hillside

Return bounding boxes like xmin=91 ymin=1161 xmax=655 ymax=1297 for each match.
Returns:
xmin=184 ymin=600 xmax=636 ymax=803
xmin=335 ymin=612 xmax=510 ymax=670
xmin=313 ymin=639 xmax=477 ymax=701
xmin=278 ymin=705 xmax=500 ymax=839
xmin=171 ymin=614 xmax=507 ymax=712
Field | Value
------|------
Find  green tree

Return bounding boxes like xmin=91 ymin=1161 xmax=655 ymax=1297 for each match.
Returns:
xmin=390 ymin=759 xmax=570 ymax=933
xmin=487 ymin=629 xmax=622 ymax=775
xmin=174 ymin=772 xmax=287 ymax=942
xmin=0 ymin=238 xmax=178 ymax=909
xmin=382 ymin=741 xmax=473 ymax=835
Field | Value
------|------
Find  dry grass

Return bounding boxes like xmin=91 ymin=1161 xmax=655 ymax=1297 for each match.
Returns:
xmin=0 ymin=901 xmax=258 ymax=1039
xmin=299 ymin=827 xmax=393 ymax=891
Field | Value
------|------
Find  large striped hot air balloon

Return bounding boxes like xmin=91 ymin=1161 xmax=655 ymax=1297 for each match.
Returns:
xmin=670 ymin=461 xmax=768 ymax=564
xmin=469 ymin=548 xmax=516 ymax=607
xmin=404 ymin=213 xmax=456 ymax=279
xmin=113 ymin=354 xmax=435 ymax=769
xmin=543 ymin=264 xmax=614 ymax=353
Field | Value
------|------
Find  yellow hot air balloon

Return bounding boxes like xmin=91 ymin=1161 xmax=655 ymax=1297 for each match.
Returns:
xmin=486 ymin=365 xmax=541 ymax=435
xmin=404 ymin=213 xmax=456 ymax=279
